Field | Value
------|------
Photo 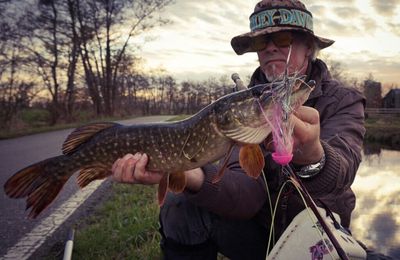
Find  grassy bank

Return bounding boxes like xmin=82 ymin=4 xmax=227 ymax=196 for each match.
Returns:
xmin=71 ymin=184 xmax=161 ymax=259
xmin=0 ymin=108 xmax=148 ymax=140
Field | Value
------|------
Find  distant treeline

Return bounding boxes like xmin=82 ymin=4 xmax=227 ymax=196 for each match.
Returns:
xmin=0 ymin=0 xmax=201 ymax=130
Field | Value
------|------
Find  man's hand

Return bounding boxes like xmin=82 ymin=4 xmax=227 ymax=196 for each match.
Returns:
xmin=111 ymin=153 xmax=206 ymax=192
xmin=111 ymin=153 xmax=163 ymax=184
xmin=291 ymin=106 xmax=324 ymax=165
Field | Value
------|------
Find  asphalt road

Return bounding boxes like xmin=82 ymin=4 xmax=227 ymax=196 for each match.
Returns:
xmin=0 ymin=115 xmax=173 ymax=258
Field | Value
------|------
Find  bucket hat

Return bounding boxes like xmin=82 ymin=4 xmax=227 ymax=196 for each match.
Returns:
xmin=231 ymin=0 xmax=334 ymax=55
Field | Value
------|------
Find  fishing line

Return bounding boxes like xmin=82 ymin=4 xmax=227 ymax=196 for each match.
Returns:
xmin=284 ymin=165 xmax=336 ymax=260
xmin=261 ymin=169 xmax=276 ymax=248
xmin=265 ymin=178 xmax=291 ymax=255
xmin=263 ymin=166 xmax=336 ymax=260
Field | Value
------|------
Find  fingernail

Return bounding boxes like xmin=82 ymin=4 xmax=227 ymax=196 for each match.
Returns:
xmin=133 ymin=152 xmax=141 ymax=159
xmin=124 ymin=154 xmax=134 ymax=160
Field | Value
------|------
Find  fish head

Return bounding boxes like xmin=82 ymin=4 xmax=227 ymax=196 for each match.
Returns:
xmin=213 ymin=85 xmax=274 ymax=144
xmin=213 ymin=79 xmax=314 ymax=144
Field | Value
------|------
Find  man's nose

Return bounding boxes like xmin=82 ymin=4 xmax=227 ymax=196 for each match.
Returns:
xmin=263 ymin=40 xmax=279 ymax=52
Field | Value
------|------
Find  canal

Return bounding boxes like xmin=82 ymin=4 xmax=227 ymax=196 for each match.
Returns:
xmin=351 ymin=144 xmax=400 ymax=258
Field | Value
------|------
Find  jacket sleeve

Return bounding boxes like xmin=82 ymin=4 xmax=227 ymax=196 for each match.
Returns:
xmin=184 ymin=146 xmax=267 ymax=219
xmin=303 ymin=85 xmax=366 ymax=197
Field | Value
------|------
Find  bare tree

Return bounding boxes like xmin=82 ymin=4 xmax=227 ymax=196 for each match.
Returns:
xmin=16 ymin=0 xmax=82 ymax=124
xmin=75 ymin=0 xmax=173 ymax=116
xmin=0 ymin=1 xmax=40 ymax=128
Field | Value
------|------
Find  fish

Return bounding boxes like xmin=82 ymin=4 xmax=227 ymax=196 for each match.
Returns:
xmin=4 ymin=79 xmax=313 ymax=218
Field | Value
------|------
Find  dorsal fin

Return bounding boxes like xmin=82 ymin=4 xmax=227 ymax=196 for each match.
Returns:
xmin=62 ymin=122 xmax=118 ymax=155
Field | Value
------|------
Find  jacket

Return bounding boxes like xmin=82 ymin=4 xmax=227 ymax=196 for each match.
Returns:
xmin=184 ymin=59 xmax=366 ymax=232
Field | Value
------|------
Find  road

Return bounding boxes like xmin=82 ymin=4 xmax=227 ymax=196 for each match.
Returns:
xmin=0 ymin=115 xmax=173 ymax=259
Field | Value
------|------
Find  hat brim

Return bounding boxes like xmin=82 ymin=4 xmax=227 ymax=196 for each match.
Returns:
xmin=231 ymin=27 xmax=334 ymax=55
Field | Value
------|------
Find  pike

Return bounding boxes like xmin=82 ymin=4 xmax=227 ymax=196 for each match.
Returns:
xmin=4 ymin=79 xmax=313 ymax=219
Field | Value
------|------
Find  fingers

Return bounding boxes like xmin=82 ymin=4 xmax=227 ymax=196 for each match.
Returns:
xmin=291 ymin=106 xmax=320 ymax=144
xmin=111 ymin=153 xmax=164 ymax=185
xmin=135 ymin=154 xmax=164 ymax=184
xmin=112 ymin=153 xmax=137 ymax=183
xmin=290 ymin=106 xmax=324 ymax=164
xmin=293 ymin=106 xmax=319 ymax=125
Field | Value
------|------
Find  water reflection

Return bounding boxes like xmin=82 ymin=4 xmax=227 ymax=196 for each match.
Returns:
xmin=350 ymin=143 xmax=400 ymax=258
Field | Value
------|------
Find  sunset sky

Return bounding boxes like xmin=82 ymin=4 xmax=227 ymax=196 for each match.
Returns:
xmin=136 ymin=0 xmax=400 ymax=88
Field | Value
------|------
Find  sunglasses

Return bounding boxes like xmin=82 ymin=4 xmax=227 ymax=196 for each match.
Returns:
xmin=252 ymin=31 xmax=295 ymax=51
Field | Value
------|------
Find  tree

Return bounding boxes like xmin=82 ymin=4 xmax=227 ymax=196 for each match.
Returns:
xmin=75 ymin=0 xmax=173 ymax=116
xmin=16 ymin=0 xmax=83 ymax=124
xmin=0 ymin=1 xmax=40 ymax=128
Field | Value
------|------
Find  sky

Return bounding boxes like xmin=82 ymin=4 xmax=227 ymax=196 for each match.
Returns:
xmin=135 ymin=0 xmax=400 ymax=87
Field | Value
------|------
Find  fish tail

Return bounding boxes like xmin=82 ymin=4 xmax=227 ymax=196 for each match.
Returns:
xmin=4 ymin=155 xmax=72 ymax=219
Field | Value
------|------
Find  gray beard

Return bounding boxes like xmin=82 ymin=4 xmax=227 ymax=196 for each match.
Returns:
xmin=263 ymin=64 xmax=285 ymax=82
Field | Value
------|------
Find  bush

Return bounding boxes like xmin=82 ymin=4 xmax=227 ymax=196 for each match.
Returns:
xmin=20 ymin=108 xmax=51 ymax=127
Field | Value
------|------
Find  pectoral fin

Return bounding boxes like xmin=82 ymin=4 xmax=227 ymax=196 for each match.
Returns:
xmin=158 ymin=173 xmax=169 ymax=206
xmin=239 ymin=144 xmax=265 ymax=179
xmin=168 ymin=172 xmax=187 ymax=193
xmin=222 ymin=125 xmax=271 ymax=144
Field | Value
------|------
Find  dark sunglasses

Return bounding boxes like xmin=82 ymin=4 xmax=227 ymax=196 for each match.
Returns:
xmin=252 ymin=31 xmax=295 ymax=51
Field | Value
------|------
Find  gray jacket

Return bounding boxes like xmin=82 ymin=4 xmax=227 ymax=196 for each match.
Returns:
xmin=184 ymin=59 xmax=366 ymax=231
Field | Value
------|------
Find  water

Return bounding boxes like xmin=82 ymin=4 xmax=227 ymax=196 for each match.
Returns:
xmin=350 ymin=144 xmax=400 ymax=258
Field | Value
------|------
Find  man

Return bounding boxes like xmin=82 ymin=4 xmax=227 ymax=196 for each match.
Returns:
xmin=112 ymin=0 xmax=366 ymax=259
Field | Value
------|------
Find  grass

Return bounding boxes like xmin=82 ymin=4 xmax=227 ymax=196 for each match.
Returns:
xmin=0 ymin=109 xmax=185 ymax=140
xmin=71 ymin=184 xmax=161 ymax=259
xmin=0 ymin=112 xmax=139 ymax=140
xmin=64 ymin=183 xmax=229 ymax=260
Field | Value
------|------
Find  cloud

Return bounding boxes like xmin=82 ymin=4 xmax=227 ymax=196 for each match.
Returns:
xmin=333 ymin=7 xmax=360 ymax=19
xmin=388 ymin=22 xmax=400 ymax=36
xmin=307 ymin=5 xmax=327 ymax=16
xmin=315 ymin=17 xmax=360 ymax=36
xmin=165 ymin=0 xmax=253 ymax=29
xmin=371 ymin=0 xmax=400 ymax=16
xmin=361 ymin=17 xmax=379 ymax=33
xmin=139 ymin=0 xmax=400 ymax=86
xmin=325 ymin=49 xmax=400 ymax=84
